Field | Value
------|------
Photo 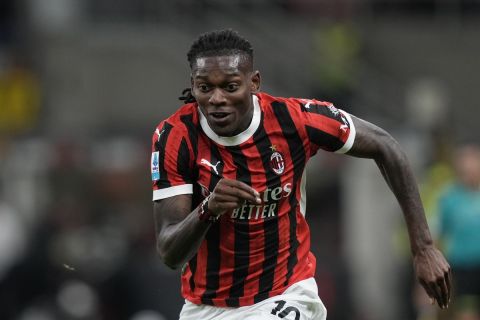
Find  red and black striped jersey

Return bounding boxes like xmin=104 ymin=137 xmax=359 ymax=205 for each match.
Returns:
xmin=150 ymin=92 xmax=355 ymax=307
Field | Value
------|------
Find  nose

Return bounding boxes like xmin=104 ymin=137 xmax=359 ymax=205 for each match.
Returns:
xmin=208 ymin=88 xmax=226 ymax=106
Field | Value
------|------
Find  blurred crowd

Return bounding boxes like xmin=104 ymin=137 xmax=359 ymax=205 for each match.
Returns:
xmin=0 ymin=135 xmax=186 ymax=319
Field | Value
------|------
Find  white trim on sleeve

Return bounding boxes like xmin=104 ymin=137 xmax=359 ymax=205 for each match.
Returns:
xmin=153 ymin=184 xmax=193 ymax=201
xmin=335 ymin=110 xmax=356 ymax=154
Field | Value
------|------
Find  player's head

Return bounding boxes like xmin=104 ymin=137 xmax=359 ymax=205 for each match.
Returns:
xmin=180 ymin=29 xmax=261 ymax=137
xmin=186 ymin=29 xmax=254 ymax=69
xmin=454 ymin=144 xmax=480 ymax=189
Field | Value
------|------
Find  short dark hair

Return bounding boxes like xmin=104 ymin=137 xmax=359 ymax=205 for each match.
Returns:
xmin=187 ymin=29 xmax=253 ymax=68
xmin=179 ymin=29 xmax=254 ymax=103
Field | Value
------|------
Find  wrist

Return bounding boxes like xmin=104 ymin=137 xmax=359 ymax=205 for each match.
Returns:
xmin=411 ymin=241 xmax=434 ymax=256
xmin=198 ymin=195 xmax=220 ymax=223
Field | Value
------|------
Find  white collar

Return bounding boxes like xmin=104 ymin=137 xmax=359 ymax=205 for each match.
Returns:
xmin=198 ymin=94 xmax=261 ymax=146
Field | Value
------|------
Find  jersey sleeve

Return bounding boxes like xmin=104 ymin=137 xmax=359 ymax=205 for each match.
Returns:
xmin=151 ymin=120 xmax=194 ymax=201
xmin=297 ymin=99 xmax=356 ymax=156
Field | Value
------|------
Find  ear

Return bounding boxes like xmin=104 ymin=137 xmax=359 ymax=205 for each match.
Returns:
xmin=250 ymin=70 xmax=261 ymax=92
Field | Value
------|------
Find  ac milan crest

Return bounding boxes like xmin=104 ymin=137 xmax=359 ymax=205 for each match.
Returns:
xmin=269 ymin=145 xmax=285 ymax=175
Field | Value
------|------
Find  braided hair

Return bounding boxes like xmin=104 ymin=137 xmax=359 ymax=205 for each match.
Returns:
xmin=179 ymin=29 xmax=254 ymax=103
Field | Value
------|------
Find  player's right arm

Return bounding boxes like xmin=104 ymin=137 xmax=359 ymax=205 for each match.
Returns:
xmin=154 ymin=179 xmax=261 ymax=270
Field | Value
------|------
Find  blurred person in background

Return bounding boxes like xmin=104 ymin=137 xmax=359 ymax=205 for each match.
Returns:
xmin=0 ymin=51 xmax=41 ymax=135
xmin=394 ymin=133 xmax=455 ymax=320
xmin=150 ymin=29 xmax=450 ymax=320
xmin=437 ymin=144 xmax=480 ymax=320
xmin=311 ymin=22 xmax=360 ymax=112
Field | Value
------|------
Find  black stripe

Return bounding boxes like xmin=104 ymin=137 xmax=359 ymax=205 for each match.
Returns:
xmin=252 ymin=115 xmax=281 ymax=304
xmin=306 ymin=125 xmax=344 ymax=152
xmin=180 ymin=113 xmax=199 ymax=181
xmin=301 ymin=101 xmax=344 ymax=122
xmin=253 ymin=218 xmax=281 ymax=303
xmin=155 ymin=122 xmax=173 ymax=189
xmin=177 ymin=137 xmax=191 ymax=183
xmin=179 ymin=113 xmax=202 ymax=208
xmin=201 ymin=143 xmax=224 ymax=304
xmin=180 ymin=114 xmax=198 ymax=156
xmin=201 ymin=223 xmax=221 ymax=305
xmin=188 ymin=255 xmax=197 ymax=293
xmin=271 ymin=101 xmax=305 ymax=287
xmin=226 ymin=145 xmax=251 ymax=307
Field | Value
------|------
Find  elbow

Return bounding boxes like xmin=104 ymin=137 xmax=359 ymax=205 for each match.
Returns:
xmin=164 ymin=259 xmax=181 ymax=271
xmin=156 ymin=242 xmax=182 ymax=270
xmin=375 ymin=130 xmax=407 ymax=163
xmin=162 ymin=255 xmax=182 ymax=270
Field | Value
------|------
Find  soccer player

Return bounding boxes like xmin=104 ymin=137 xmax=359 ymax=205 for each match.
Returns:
xmin=150 ymin=29 xmax=451 ymax=320
xmin=437 ymin=145 xmax=480 ymax=318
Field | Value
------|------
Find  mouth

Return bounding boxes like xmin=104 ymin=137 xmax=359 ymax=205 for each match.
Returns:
xmin=208 ymin=112 xmax=233 ymax=126
xmin=210 ymin=112 xmax=230 ymax=120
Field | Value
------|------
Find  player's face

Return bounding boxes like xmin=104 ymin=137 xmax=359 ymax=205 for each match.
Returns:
xmin=191 ymin=54 xmax=260 ymax=137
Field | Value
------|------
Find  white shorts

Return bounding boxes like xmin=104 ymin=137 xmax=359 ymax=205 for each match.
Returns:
xmin=179 ymin=277 xmax=327 ymax=320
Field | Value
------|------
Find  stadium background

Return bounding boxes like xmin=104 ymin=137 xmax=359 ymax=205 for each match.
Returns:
xmin=0 ymin=0 xmax=479 ymax=319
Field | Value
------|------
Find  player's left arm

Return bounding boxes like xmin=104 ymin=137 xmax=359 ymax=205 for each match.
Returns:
xmin=346 ymin=114 xmax=451 ymax=309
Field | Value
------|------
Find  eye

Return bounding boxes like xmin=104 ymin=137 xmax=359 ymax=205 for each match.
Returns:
xmin=197 ymin=84 xmax=210 ymax=92
xmin=225 ymin=83 xmax=239 ymax=92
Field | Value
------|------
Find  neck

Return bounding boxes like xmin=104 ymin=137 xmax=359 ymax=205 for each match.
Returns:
xmin=230 ymin=100 xmax=254 ymax=136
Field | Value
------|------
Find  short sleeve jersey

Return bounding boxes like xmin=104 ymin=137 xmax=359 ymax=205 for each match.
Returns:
xmin=150 ymin=92 xmax=356 ymax=307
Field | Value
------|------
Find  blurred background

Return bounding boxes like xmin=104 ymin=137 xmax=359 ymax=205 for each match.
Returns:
xmin=1 ymin=0 xmax=480 ymax=319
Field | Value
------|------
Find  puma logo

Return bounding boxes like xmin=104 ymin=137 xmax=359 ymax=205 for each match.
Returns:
xmin=201 ymin=159 xmax=221 ymax=175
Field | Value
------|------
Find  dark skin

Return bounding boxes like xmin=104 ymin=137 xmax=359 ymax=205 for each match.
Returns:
xmin=346 ymin=116 xmax=452 ymax=309
xmin=153 ymin=54 xmax=451 ymax=309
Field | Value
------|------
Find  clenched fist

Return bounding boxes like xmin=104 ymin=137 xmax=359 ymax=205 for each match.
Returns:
xmin=207 ymin=178 xmax=262 ymax=217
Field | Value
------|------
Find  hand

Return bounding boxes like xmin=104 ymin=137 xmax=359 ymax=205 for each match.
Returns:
xmin=208 ymin=178 xmax=261 ymax=216
xmin=413 ymin=246 xmax=452 ymax=309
